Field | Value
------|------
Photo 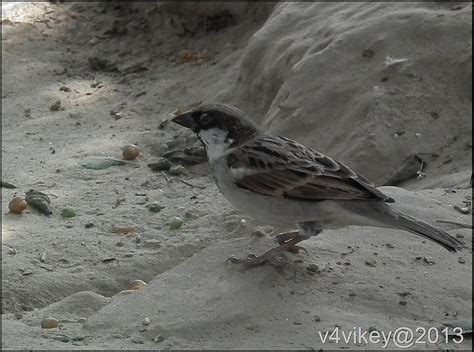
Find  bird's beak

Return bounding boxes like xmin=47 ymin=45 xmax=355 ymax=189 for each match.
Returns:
xmin=171 ymin=110 xmax=197 ymax=131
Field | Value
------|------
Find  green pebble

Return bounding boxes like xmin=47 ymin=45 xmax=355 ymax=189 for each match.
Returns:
xmin=169 ymin=216 xmax=184 ymax=230
xmin=61 ymin=207 xmax=77 ymax=218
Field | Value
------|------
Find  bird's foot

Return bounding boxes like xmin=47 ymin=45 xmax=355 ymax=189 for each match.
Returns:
xmin=226 ymin=235 xmax=307 ymax=268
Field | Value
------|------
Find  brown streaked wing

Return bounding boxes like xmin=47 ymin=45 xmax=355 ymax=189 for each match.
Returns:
xmin=228 ymin=136 xmax=394 ymax=202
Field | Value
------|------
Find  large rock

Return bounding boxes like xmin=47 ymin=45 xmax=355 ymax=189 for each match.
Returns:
xmin=221 ymin=2 xmax=472 ymax=186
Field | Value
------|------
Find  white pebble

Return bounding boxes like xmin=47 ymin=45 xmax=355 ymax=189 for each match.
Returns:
xmin=143 ymin=317 xmax=151 ymax=326
xmin=415 ymin=132 xmax=421 ymax=138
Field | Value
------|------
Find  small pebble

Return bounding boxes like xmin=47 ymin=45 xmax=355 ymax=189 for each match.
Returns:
xmin=142 ymin=317 xmax=150 ymax=326
xmin=116 ymin=241 xmax=124 ymax=247
xmin=147 ymin=158 xmax=172 ymax=172
xmin=77 ymin=318 xmax=87 ymax=324
xmin=306 ymin=264 xmax=320 ymax=273
xmin=50 ymin=100 xmax=64 ymax=111
xmin=61 ymin=207 xmax=77 ymax=218
xmin=41 ymin=317 xmax=59 ymax=329
xmin=169 ymin=216 xmax=184 ymax=230
xmin=386 ymin=243 xmax=394 ymax=248
xmin=169 ymin=165 xmax=185 ymax=176
xmin=85 ymin=223 xmax=94 ymax=229
xmin=153 ymin=335 xmax=165 ymax=343
xmin=251 ymin=230 xmax=266 ymax=238
xmin=143 ymin=239 xmax=161 ymax=248
xmin=458 ymin=258 xmax=465 ymax=264
xmin=365 ymin=259 xmax=376 ymax=267
xmin=146 ymin=202 xmax=164 ymax=213
xmin=415 ymin=132 xmax=421 ymax=138
xmin=313 ymin=315 xmax=321 ymax=322
xmin=131 ymin=337 xmax=144 ymax=344
xmin=128 ymin=279 xmax=147 ymax=291
xmin=399 ymin=300 xmax=407 ymax=306
xmin=7 ymin=247 xmax=17 ymax=255
xmin=348 ymin=292 xmax=356 ymax=297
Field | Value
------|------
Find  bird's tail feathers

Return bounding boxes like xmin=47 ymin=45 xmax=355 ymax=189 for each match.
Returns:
xmin=387 ymin=210 xmax=466 ymax=252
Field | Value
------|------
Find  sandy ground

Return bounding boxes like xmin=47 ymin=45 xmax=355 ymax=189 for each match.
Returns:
xmin=1 ymin=2 xmax=472 ymax=350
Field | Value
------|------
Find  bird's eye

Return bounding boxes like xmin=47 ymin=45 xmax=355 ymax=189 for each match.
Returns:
xmin=199 ymin=113 xmax=212 ymax=125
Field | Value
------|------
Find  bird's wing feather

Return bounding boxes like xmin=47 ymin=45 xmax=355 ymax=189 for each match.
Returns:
xmin=227 ymin=136 xmax=394 ymax=202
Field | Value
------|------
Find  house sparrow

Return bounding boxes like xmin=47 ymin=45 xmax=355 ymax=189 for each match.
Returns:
xmin=172 ymin=103 xmax=465 ymax=266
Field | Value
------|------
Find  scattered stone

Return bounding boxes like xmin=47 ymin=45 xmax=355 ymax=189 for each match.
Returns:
xmin=102 ymin=257 xmax=116 ymax=263
xmin=122 ymin=144 xmax=141 ymax=160
xmin=415 ymin=132 xmax=422 ymax=138
xmin=128 ymin=280 xmax=147 ymax=291
xmin=251 ymin=230 xmax=266 ymax=238
xmin=40 ymin=250 xmax=47 ymax=263
xmin=430 ymin=111 xmax=439 ymax=119
xmin=59 ymin=86 xmax=71 ymax=92
xmin=455 ymin=234 xmax=464 ymax=239
xmin=122 ymin=63 xmax=149 ymax=75
xmin=88 ymin=57 xmax=119 ymax=73
xmin=162 ymin=147 xmax=207 ymax=165
xmin=153 ymin=335 xmax=165 ymax=343
xmin=8 ymin=197 xmax=27 ymax=214
xmin=454 ymin=205 xmax=471 ymax=215
xmin=85 ymin=223 xmax=94 ymax=229
xmin=148 ymin=158 xmax=172 ymax=172
xmin=116 ymin=241 xmax=124 ymax=247
xmin=306 ymin=264 xmax=320 ymax=273
xmin=362 ymin=49 xmax=375 ymax=58
xmin=146 ymin=202 xmax=165 ymax=213
xmin=399 ymin=300 xmax=407 ymax=306
xmin=451 ymin=5 xmax=464 ymax=11
xmin=348 ymin=292 xmax=356 ymax=297
xmin=169 ymin=165 xmax=186 ymax=176
xmin=397 ymin=292 xmax=411 ymax=297
xmin=24 ymin=108 xmax=31 ymax=117
xmin=458 ymin=257 xmax=465 ymax=264
xmin=25 ymin=190 xmax=52 ymax=216
xmin=50 ymin=100 xmax=64 ymax=111
xmin=143 ymin=239 xmax=161 ymax=248
xmin=313 ymin=315 xmax=321 ymax=322
xmin=131 ymin=336 xmax=144 ymax=344
xmin=7 ymin=247 xmax=17 ymax=255
xmin=111 ymin=226 xmax=135 ymax=235
xmin=77 ymin=318 xmax=87 ymax=324
xmin=142 ymin=317 xmax=151 ymax=326
xmin=41 ymin=317 xmax=59 ymax=329
xmin=169 ymin=216 xmax=184 ymax=230
xmin=1 ymin=181 xmax=17 ymax=189
xmin=61 ymin=207 xmax=77 ymax=218
xmin=134 ymin=235 xmax=142 ymax=244
xmin=386 ymin=243 xmax=395 ymax=249
xmin=365 ymin=259 xmax=376 ymax=267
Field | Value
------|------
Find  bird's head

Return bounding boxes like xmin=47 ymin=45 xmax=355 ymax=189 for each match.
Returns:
xmin=172 ymin=103 xmax=260 ymax=162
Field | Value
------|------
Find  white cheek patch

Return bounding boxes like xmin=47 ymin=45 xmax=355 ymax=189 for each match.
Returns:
xmin=198 ymin=128 xmax=233 ymax=162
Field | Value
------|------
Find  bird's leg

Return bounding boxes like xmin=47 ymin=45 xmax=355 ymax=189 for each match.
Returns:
xmin=226 ymin=234 xmax=308 ymax=267
xmin=226 ymin=221 xmax=324 ymax=267
xmin=275 ymin=230 xmax=308 ymax=254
